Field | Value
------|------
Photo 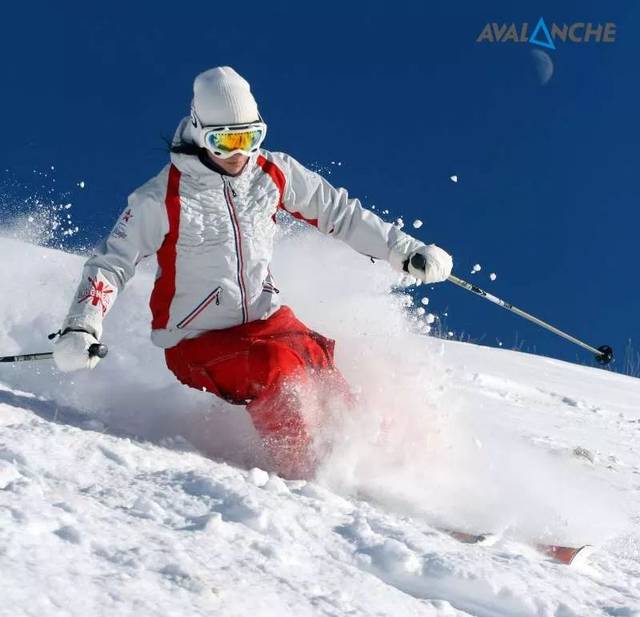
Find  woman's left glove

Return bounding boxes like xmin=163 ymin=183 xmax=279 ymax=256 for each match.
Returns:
xmin=403 ymin=244 xmax=453 ymax=284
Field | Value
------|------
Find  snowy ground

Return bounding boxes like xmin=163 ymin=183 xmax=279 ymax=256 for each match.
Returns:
xmin=1 ymin=230 xmax=639 ymax=616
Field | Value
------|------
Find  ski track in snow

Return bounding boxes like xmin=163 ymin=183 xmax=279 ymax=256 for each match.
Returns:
xmin=1 ymin=229 xmax=640 ymax=616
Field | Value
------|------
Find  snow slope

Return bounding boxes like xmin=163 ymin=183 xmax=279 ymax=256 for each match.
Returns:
xmin=1 ymin=229 xmax=639 ymax=617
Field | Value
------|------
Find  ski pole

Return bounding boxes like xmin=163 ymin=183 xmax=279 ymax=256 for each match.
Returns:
xmin=0 ymin=344 xmax=108 ymax=364
xmin=408 ymin=254 xmax=613 ymax=364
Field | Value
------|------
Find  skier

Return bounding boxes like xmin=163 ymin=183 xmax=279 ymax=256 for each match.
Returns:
xmin=52 ymin=67 xmax=453 ymax=478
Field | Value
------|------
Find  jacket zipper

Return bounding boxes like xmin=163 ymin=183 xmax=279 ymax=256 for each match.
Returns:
xmin=223 ymin=178 xmax=249 ymax=323
xmin=176 ymin=287 xmax=223 ymax=329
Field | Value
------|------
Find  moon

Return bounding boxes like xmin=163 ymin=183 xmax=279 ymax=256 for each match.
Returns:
xmin=531 ymin=48 xmax=554 ymax=85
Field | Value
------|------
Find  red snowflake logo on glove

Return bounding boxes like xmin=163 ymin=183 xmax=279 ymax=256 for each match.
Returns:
xmin=122 ymin=209 xmax=133 ymax=223
xmin=78 ymin=276 xmax=114 ymax=316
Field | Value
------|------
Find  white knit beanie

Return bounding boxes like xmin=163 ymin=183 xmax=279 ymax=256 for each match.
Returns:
xmin=191 ymin=66 xmax=260 ymax=127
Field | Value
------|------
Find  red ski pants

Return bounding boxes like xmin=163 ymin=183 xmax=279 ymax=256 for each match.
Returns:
xmin=165 ymin=306 xmax=347 ymax=478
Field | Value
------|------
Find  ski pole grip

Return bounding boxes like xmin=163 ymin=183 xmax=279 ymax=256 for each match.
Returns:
xmin=89 ymin=343 xmax=109 ymax=359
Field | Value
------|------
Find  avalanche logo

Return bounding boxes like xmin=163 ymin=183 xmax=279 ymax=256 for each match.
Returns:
xmin=476 ymin=18 xmax=616 ymax=46
xmin=77 ymin=276 xmax=114 ymax=316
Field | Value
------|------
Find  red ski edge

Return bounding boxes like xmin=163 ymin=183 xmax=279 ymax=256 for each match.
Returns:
xmin=441 ymin=528 xmax=592 ymax=565
xmin=535 ymin=543 xmax=593 ymax=566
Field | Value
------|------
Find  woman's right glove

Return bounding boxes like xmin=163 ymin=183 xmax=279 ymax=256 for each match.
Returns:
xmin=403 ymin=244 xmax=453 ymax=284
xmin=53 ymin=328 xmax=102 ymax=372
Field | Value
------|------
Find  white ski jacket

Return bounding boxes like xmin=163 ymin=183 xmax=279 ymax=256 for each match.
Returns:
xmin=61 ymin=117 xmax=425 ymax=348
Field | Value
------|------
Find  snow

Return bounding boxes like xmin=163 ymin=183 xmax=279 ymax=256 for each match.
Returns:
xmin=471 ymin=264 xmax=481 ymax=274
xmin=421 ymin=297 xmax=430 ymax=306
xmin=489 ymin=273 xmax=497 ymax=281
xmin=413 ymin=219 xmax=423 ymax=229
xmin=0 ymin=227 xmax=639 ymax=616
xmin=450 ymin=175 xmax=458 ymax=183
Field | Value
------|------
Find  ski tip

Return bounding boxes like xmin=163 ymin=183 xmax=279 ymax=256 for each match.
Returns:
xmin=537 ymin=543 xmax=594 ymax=566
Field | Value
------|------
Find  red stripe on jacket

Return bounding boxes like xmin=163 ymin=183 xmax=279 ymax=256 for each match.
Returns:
xmin=256 ymin=155 xmax=319 ymax=227
xmin=150 ymin=165 xmax=181 ymax=329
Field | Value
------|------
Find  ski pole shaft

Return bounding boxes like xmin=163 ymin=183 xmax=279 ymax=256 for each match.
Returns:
xmin=446 ymin=273 xmax=613 ymax=364
xmin=409 ymin=248 xmax=612 ymax=363
xmin=0 ymin=343 xmax=108 ymax=364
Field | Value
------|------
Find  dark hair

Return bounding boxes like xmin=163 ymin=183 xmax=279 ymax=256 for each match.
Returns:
xmin=162 ymin=135 xmax=202 ymax=156
xmin=170 ymin=142 xmax=202 ymax=156
xmin=163 ymin=136 xmax=231 ymax=175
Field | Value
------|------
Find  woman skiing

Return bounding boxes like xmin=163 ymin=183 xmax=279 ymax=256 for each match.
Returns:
xmin=53 ymin=66 xmax=453 ymax=478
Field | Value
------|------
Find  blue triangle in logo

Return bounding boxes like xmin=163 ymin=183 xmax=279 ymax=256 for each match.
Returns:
xmin=529 ymin=17 xmax=556 ymax=50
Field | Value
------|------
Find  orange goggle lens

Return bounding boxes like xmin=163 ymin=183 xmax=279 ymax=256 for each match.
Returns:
xmin=205 ymin=128 xmax=264 ymax=154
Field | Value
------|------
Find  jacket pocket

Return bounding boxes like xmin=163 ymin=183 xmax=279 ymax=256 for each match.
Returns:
xmin=262 ymin=277 xmax=280 ymax=294
xmin=176 ymin=287 xmax=223 ymax=329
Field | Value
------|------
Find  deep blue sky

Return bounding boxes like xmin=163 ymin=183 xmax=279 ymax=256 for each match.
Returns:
xmin=2 ymin=1 xmax=638 ymax=370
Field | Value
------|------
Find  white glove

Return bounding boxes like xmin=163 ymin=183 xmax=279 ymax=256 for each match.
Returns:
xmin=53 ymin=329 xmax=102 ymax=372
xmin=404 ymin=244 xmax=453 ymax=284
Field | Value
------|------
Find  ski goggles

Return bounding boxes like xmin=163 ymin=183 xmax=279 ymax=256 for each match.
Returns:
xmin=202 ymin=121 xmax=267 ymax=159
